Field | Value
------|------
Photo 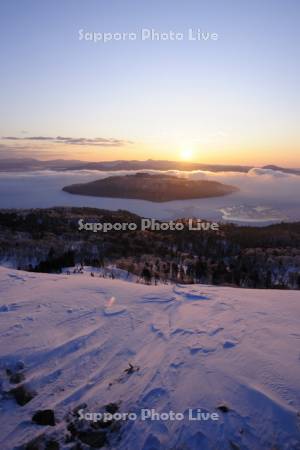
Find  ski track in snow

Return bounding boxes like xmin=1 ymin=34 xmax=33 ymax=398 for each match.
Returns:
xmin=0 ymin=267 xmax=299 ymax=449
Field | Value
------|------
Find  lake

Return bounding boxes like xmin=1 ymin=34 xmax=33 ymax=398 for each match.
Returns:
xmin=0 ymin=168 xmax=299 ymax=225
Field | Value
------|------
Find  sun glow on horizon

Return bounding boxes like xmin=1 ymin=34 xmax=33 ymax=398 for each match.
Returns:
xmin=179 ymin=148 xmax=194 ymax=161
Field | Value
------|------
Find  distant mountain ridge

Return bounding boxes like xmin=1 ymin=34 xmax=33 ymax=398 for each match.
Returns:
xmin=0 ymin=157 xmax=299 ymax=174
xmin=262 ymin=165 xmax=300 ymax=175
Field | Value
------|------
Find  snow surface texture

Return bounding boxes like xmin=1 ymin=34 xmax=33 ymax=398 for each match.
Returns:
xmin=0 ymin=267 xmax=299 ymax=449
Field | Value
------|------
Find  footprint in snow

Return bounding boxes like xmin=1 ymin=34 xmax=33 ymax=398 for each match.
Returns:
xmin=223 ymin=340 xmax=237 ymax=349
xmin=8 ymin=274 xmax=25 ymax=281
xmin=290 ymin=333 xmax=300 ymax=339
xmin=141 ymin=295 xmax=176 ymax=303
xmin=103 ymin=306 xmax=127 ymax=316
xmin=171 ymin=328 xmax=195 ymax=336
xmin=150 ymin=324 xmax=165 ymax=339
xmin=142 ymin=387 xmax=168 ymax=407
xmin=174 ymin=287 xmax=209 ymax=300
xmin=189 ymin=346 xmax=216 ymax=355
xmin=0 ymin=303 xmax=21 ymax=312
xmin=209 ymin=327 xmax=224 ymax=336
xmin=170 ymin=360 xmax=184 ymax=369
xmin=183 ymin=291 xmax=209 ymax=301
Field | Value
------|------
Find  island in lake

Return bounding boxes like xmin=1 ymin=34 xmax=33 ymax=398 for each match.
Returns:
xmin=62 ymin=173 xmax=238 ymax=202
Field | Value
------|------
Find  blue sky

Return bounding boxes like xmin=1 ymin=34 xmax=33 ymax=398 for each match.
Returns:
xmin=0 ymin=0 xmax=299 ymax=165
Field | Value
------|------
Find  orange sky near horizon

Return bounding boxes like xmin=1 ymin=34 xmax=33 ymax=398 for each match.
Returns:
xmin=2 ymin=140 xmax=298 ymax=167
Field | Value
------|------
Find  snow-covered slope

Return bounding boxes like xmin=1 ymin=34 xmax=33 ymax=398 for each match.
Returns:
xmin=0 ymin=267 xmax=299 ymax=450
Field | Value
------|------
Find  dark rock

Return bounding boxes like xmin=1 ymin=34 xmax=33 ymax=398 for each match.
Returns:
xmin=78 ymin=430 xmax=107 ymax=448
xmin=23 ymin=435 xmax=44 ymax=450
xmin=91 ymin=420 xmax=113 ymax=430
xmin=9 ymin=372 xmax=25 ymax=384
xmin=72 ymin=403 xmax=87 ymax=417
xmin=10 ymin=384 xmax=36 ymax=406
xmin=109 ymin=421 xmax=122 ymax=433
xmin=24 ymin=442 xmax=41 ymax=450
xmin=15 ymin=360 xmax=25 ymax=371
xmin=105 ymin=402 xmax=119 ymax=414
xmin=6 ymin=360 xmax=25 ymax=374
xmin=23 ymin=437 xmax=59 ymax=450
xmin=64 ymin=432 xmax=75 ymax=443
xmin=70 ymin=444 xmax=84 ymax=450
xmin=32 ymin=409 xmax=56 ymax=426
xmin=124 ymin=363 xmax=139 ymax=375
xmin=24 ymin=443 xmax=41 ymax=450
xmin=91 ymin=419 xmax=112 ymax=429
xmin=67 ymin=421 xmax=78 ymax=437
xmin=217 ymin=403 xmax=230 ymax=413
xmin=45 ymin=440 xmax=60 ymax=450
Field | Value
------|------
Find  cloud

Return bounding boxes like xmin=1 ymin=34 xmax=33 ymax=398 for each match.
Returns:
xmin=2 ymin=136 xmax=132 ymax=147
xmin=248 ymin=167 xmax=290 ymax=178
xmin=1 ymin=167 xmax=299 ymax=222
xmin=0 ymin=143 xmax=77 ymax=160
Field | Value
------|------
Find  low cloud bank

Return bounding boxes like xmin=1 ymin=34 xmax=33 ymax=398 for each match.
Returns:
xmin=0 ymin=167 xmax=299 ymax=223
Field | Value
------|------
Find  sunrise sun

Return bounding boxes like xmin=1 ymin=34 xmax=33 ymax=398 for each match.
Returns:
xmin=180 ymin=148 xmax=193 ymax=161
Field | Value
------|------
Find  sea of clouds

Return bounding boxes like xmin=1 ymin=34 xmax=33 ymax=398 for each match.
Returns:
xmin=0 ymin=167 xmax=299 ymax=224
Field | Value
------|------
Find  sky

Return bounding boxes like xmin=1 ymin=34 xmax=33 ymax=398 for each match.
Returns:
xmin=0 ymin=0 xmax=299 ymax=166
